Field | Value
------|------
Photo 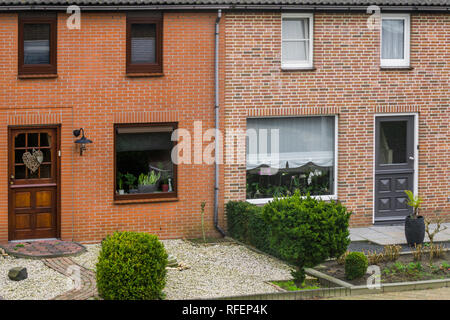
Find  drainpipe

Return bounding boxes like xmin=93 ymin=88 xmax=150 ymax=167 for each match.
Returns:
xmin=214 ymin=9 xmax=226 ymax=237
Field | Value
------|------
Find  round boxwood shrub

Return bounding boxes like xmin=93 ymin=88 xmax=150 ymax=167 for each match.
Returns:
xmin=96 ymin=231 xmax=168 ymax=300
xmin=262 ymin=191 xmax=352 ymax=286
xmin=345 ymin=252 xmax=368 ymax=280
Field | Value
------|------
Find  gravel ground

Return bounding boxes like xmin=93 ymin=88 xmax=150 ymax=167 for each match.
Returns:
xmin=72 ymin=239 xmax=293 ymax=300
xmin=72 ymin=244 xmax=101 ymax=271
xmin=161 ymin=239 xmax=292 ymax=300
xmin=0 ymin=256 xmax=68 ymax=300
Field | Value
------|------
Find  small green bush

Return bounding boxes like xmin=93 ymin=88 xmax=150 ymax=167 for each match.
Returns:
xmin=262 ymin=192 xmax=351 ymax=285
xmin=345 ymin=252 xmax=368 ymax=280
xmin=96 ymin=231 xmax=168 ymax=300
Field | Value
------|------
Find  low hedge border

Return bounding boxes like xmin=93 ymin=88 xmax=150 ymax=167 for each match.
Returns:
xmin=226 ymin=201 xmax=281 ymax=258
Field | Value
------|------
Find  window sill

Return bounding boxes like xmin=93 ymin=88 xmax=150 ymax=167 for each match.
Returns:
xmin=246 ymin=195 xmax=337 ymax=206
xmin=113 ymin=197 xmax=178 ymax=205
xmin=18 ymin=74 xmax=58 ymax=79
xmin=126 ymin=73 xmax=164 ymax=78
xmin=380 ymin=66 xmax=414 ymax=71
xmin=281 ymin=66 xmax=316 ymax=72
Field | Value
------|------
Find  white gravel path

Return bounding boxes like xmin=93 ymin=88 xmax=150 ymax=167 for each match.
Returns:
xmin=67 ymin=239 xmax=293 ymax=300
xmin=0 ymin=256 xmax=68 ymax=300
xmin=72 ymin=244 xmax=101 ymax=271
xmin=161 ymin=239 xmax=292 ymax=299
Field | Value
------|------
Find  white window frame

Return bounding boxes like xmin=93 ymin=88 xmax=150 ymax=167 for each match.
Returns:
xmin=281 ymin=13 xmax=314 ymax=70
xmin=246 ymin=115 xmax=338 ymax=205
xmin=380 ymin=13 xmax=410 ymax=68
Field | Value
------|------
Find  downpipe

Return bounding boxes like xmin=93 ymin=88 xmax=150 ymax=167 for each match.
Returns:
xmin=213 ymin=9 xmax=226 ymax=237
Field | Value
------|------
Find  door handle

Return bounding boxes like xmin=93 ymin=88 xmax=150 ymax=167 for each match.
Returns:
xmin=409 ymin=156 xmax=414 ymax=161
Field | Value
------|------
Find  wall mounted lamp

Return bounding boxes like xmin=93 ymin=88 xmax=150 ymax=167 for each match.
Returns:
xmin=73 ymin=128 xmax=92 ymax=156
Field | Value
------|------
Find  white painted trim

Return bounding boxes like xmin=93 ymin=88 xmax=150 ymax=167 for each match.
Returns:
xmin=245 ymin=114 xmax=338 ymax=203
xmin=373 ymin=113 xmax=419 ymax=224
xmin=380 ymin=13 xmax=411 ymax=68
xmin=247 ymin=194 xmax=337 ymax=206
xmin=281 ymin=13 xmax=314 ymax=69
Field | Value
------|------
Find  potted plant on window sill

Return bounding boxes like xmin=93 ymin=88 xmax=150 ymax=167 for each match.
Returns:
xmin=117 ymin=172 xmax=125 ymax=195
xmin=124 ymin=173 xmax=137 ymax=194
xmin=404 ymin=190 xmax=425 ymax=247
xmin=160 ymin=171 xmax=171 ymax=192
xmin=138 ymin=171 xmax=161 ymax=194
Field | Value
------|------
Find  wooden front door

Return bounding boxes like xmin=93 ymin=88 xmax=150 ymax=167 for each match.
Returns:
xmin=8 ymin=127 xmax=60 ymax=240
xmin=374 ymin=116 xmax=415 ymax=223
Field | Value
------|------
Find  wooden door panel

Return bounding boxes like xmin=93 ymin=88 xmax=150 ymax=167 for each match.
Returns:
xmin=15 ymin=214 xmax=32 ymax=229
xmin=9 ymin=127 xmax=59 ymax=240
xmin=36 ymin=212 xmax=53 ymax=228
xmin=15 ymin=191 xmax=31 ymax=208
xmin=36 ymin=190 xmax=52 ymax=207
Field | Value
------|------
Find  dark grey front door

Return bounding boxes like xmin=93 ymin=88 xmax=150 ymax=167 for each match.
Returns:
xmin=374 ymin=116 xmax=415 ymax=223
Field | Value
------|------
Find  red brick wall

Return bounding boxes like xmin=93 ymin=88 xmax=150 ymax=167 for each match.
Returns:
xmin=222 ymin=12 xmax=450 ymax=227
xmin=0 ymin=10 xmax=448 ymax=243
xmin=0 ymin=12 xmax=222 ymax=242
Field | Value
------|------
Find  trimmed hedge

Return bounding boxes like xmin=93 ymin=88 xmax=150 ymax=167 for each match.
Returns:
xmin=96 ymin=231 xmax=168 ymax=300
xmin=225 ymin=201 xmax=280 ymax=258
xmin=226 ymin=193 xmax=351 ymax=285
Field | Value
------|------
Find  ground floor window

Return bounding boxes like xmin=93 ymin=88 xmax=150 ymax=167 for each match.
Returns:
xmin=114 ymin=123 xmax=177 ymax=200
xmin=246 ymin=116 xmax=336 ymax=200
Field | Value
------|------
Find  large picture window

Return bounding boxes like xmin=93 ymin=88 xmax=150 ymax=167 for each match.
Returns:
xmin=246 ymin=116 xmax=336 ymax=202
xmin=114 ymin=123 xmax=177 ymax=200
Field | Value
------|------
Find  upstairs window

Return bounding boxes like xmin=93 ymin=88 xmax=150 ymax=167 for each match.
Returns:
xmin=18 ymin=13 xmax=57 ymax=75
xmin=126 ymin=13 xmax=163 ymax=74
xmin=380 ymin=14 xmax=410 ymax=67
xmin=281 ymin=13 xmax=314 ymax=69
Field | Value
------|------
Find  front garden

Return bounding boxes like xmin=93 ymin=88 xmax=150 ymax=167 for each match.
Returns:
xmin=1 ymin=191 xmax=449 ymax=300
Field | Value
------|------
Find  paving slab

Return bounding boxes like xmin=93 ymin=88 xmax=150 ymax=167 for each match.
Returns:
xmin=328 ymin=287 xmax=450 ymax=300
xmin=0 ymin=240 xmax=86 ymax=259
xmin=350 ymin=223 xmax=450 ymax=245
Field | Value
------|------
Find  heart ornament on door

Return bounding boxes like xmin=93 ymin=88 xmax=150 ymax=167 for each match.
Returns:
xmin=22 ymin=149 xmax=44 ymax=173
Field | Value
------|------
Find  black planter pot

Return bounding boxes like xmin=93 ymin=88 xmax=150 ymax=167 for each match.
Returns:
xmin=404 ymin=215 xmax=425 ymax=247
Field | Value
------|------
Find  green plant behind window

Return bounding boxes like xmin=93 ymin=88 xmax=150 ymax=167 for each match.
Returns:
xmin=138 ymin=171 xmax=161 ymax=186
xmin=123 ymin=173 xmax=136 ymax=190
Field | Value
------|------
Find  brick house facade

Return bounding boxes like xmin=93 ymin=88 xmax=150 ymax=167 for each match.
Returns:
xmin=0 ymin=2 xmax=448 ymax=243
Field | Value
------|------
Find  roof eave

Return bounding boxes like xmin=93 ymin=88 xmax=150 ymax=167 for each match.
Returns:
xmin=0 ymin=4 xmax=449 ymax=12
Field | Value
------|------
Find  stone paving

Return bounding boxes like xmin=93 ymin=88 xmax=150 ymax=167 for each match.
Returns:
xmin=43 ymin=257 xmax=98 ymax=300
xmin=0 ymin=240 xmax=86 ymax=259
xmin=328 ymin=287 xmax=450 ymax=300
xmin=350 ymin=223 xmax=450 ymax=245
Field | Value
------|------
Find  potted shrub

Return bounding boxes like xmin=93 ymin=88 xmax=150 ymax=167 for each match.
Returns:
xmin=124 ymin=173 xmax=137 ymax=194
xmin=138 ymin=171 xmax=161 ymax=194
xmin=117 ymin=172 xmax=125 ymax=195
xmin=404 ymin=190 xmax=425 ymax=247
xmin=160 ymin=172 xmax=170 ymax=192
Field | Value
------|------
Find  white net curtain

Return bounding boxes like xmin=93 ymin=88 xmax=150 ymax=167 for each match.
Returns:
xmin=382 ymin=19 xmax=405 ymax=60
xmin=246 ymin=116 xmax=335 ymax=171
xmin=282 ymin=17 xmax=310 ymax=62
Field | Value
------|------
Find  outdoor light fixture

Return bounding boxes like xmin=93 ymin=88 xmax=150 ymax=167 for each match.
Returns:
xmin=73 ymin=128 xmax=92 ymax=156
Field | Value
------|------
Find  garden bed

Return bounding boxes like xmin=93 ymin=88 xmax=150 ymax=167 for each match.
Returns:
xmin=270 ymin=278 xmax=321 ymax=291
xmin=315 ymin=251 xmax=450 ymax=286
